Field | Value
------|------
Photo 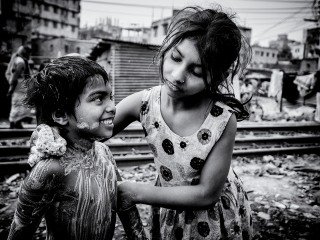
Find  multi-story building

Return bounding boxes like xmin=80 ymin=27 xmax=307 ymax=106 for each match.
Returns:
xmin=250 ymin=45 xmax=278 ymax=68
xmin=31 ymin=0 xmax=80 ymax=39
xmin=0 ymin=0 xmax=81 ymax=54
xmin=149 ymin=10 xmax=252 ymax=46
xmin=79 ymin=18 xmax=122 ymax=41
xmin=290 ymin=42 xmax=304 ymax=60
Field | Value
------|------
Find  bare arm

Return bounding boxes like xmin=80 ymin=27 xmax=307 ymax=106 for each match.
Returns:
xmin=7 ymin=160 xmax=62 ymax=240
xmin=112 ymin=91 xmax=143 ymax=137
xmin=118 ymin=114 xmax=237 ymax=210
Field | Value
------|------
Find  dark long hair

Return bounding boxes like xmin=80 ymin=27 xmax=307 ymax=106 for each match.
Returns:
xmin=24 ymin=56 xmax=109 ymax=126
xmin=155 ymin=6 xmax=252 ymax=121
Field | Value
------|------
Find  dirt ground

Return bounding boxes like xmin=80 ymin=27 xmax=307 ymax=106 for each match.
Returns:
xmin=1 ymin=153 xmax=319 ymax=240
xmin=111 ymin=154 xmax=320 ymax=240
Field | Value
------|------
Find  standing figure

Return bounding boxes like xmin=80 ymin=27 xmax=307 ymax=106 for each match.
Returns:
xmin=7 ymin=57 xmax=146 ymax=240
xmin=114 ymin=6 xmax=253 ymax=240
xmin=240 ymin=79 xmax=253 ymax=103
xmin=5 ymin=46 xmax=34 ymax=129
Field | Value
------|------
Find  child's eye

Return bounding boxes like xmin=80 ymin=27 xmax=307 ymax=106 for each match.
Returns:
xmin=110 ymin=93 xmax=114 ymax=101
xmin=192 ymin=71 xmax=203 ymax=78
xmin=170 ymin=51 xmax=181 ymax=62
xmin=93 ymin=96 xmax=104 ymax=102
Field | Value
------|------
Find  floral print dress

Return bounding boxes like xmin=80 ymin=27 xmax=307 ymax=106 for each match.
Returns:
xmin=140 ymin=86 xmax=253 ymax=240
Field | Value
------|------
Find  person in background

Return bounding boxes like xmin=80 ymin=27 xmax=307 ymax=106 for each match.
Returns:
xmin=5 ymin=45 xmax=34 ymax=129
xmin=240 ymin=79 xmax=253 ymax=103
xmin=114 ymin=6 xmax=253 ymax=239
xmin=7 ymin=56 xmax=146 ymax=240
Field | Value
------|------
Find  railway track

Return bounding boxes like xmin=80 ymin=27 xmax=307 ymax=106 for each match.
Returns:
xmin=0 ymin=122 xmax=319 ymax=172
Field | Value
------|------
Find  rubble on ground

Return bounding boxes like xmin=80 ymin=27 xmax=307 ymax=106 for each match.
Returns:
xmin=1 ymin=154 xmax=319 ymax=240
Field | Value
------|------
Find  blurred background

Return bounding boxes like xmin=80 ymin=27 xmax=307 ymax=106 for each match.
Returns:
xmin=0 ymin=0 xmax=319 ymax=123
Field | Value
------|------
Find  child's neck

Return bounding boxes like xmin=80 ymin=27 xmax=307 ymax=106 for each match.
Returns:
xmin=68 ymin=137 xmax=94 ymax=153
xmin=164 ymin=89 xmax=212 ymax=111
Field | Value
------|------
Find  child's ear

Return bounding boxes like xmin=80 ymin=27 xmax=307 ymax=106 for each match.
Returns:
xmin=52 ymin=111 xmax=68 ymax=125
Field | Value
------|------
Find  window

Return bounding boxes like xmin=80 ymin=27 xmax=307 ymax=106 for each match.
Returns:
xmin=50 ymin=44 xmax=54 ymax=52
xmin=65 ymin=45 xmax=69 ymax=54
xmin=72 ymin=12 xmax=76 ymax=18
xmin=72 ymin=26 xmax=75 ymax=32
xmin=255 ymin=51 xmax=259 ymax=55
xmin=272 ymin=53 xmax=275 ymax=58
xmin=261 ymin=51 xmax=264 ymax=56
xmin=54 ymin=7 xmax=58 ymax=13
xmin=153 ymin=26 xmax=158 ymax=37
xmin=266 ymin=52 xmax=269 ymax=57
xmin=53 ymin=22 xmax=57 ymax=28
xmin=76 ymin=47 xmax=80 ymax=53
xmin=44 ymin=20 xmax=48 ymax=26
xmin=162 ymin=23 xmax=168 ymax=35
xmin=44 ymin=5 xmax=49 ymax=11
xmin=37 ymin=18 xmax=41 ymax=24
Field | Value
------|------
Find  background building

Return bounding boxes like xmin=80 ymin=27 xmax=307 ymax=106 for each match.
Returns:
xmin=249 ymin=45 xmax=278 ymax=68
xmin=90 ymin=39 xmax=159 ymax=104
xmin=290 ymin=42 xmax=304 ymax=60
xmin=31 ymin=37 xmax=97 ymax=64
xmin=0 ymin=0 xmax=81 ymax=56
xmin=149 ymin=9 xmax=252 ymax=46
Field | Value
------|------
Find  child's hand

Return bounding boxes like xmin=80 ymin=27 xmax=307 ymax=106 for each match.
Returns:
xmin=117 ymin=181 xmax=136 ymax=212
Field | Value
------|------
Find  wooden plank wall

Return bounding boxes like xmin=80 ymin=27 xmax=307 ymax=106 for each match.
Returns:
xmin=113 ymin=42 xmax=160 ymax=103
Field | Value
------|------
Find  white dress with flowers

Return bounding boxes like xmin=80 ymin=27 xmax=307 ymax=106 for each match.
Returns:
xmin=140 ymin=86 xmax=253 ymax=240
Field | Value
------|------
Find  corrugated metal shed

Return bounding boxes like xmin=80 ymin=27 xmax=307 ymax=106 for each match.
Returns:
xmin=90 ymin=39 xmax=161 ymax=103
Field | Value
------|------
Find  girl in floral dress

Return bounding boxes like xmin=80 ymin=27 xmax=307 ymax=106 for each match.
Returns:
xmin=7 ymin=57 xmax=146 ymax=240
xmin=114 ymin=6 xmax=253 ymax=240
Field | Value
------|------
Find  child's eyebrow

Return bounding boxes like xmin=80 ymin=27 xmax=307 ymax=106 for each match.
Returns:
xmin=88 ymin=90 xmax=109 ymax=97
xmin=174 ymin=46 xmax=202 ymax=68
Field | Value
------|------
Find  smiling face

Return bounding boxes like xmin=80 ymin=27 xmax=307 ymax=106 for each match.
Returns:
xmin=162 ymin=38 xmax=206 ymax=99
xmin=67 ymin=74 xmax=115 ymax=142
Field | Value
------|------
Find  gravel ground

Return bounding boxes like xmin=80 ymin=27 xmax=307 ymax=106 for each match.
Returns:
xmin=1 ymin=153 xmax=320 ymax=240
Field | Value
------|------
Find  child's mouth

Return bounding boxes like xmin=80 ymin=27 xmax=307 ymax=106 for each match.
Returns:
xmin=166 ymin=80 xmax=180 ymax=91
xmin=101 ymin=119 xmax=113 ymax=126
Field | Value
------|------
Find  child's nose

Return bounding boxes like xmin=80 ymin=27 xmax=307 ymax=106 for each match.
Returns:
xmin=105 ymin=100 xmax=116 ymax=114
xmin=171 ymin=65 xmax=186 ymax=83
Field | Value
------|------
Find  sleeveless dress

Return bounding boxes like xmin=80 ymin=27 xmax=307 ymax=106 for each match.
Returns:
xmin=140 ymin=86 xmax=253 ymax=240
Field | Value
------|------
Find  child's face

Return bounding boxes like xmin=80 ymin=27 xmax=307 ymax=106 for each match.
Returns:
xmin=68 ymin=75 xmax=115 ymax=141
xmin=162 ymin=38 xmax=206 ymax=98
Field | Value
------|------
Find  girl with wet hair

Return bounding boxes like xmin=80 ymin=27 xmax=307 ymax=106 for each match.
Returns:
xmin=114 ymin=6 xmax=253 ymax=239
xmin=7 ymin=56 xmax=146 ymax=240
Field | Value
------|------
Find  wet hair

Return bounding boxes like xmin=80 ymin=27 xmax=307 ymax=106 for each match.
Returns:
xmin=24 ymin=56 xmax=109 ymax=126
xmin=155 ymin=6 xmax=252 ymax=121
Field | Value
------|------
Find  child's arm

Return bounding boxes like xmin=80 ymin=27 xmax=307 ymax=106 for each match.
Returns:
xmin=116 ymin=170 xmax=147 ymax=240
xmin=117 ymin=203 xmax=147 ymax=240
xmin=112 ymin=91 xmax=143 ymax=137
xmin=7 ymin=159 xmax=62 ymax=240
xmin=118 ymin=114 xmax=237 ymax=211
